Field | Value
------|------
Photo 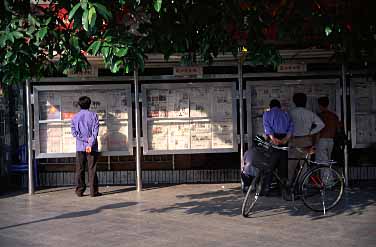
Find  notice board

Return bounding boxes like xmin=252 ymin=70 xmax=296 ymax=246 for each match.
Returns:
xmin=350 ymin=78 xmax=376 ymax=148
xmin=246 ymin=79 xmax=340 ymax=145
xmin=142 ymin=82 xmax=238 ymax=155
xmin=34 ymin=84 xmax=133 ymax=158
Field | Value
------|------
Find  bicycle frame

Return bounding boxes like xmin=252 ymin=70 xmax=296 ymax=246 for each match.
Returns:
xmin=272 ymin=154 xmax=315 ymax=199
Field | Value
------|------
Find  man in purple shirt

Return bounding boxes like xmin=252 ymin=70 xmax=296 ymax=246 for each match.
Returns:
xmin=262 ymin=99 xmax=294 ymax=198
xmin=71 ymin=96 xmax=101 ymax=197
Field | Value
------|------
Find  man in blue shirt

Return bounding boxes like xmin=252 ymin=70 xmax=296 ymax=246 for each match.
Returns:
xmin=71 ymin=96 xmax=101 ymax=197
xmin=262 ymin=99 xmax=294 ymax=197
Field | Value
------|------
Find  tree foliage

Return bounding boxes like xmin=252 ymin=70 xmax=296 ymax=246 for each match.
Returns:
xmin=0 ymin=0 xmax=375 ymax=85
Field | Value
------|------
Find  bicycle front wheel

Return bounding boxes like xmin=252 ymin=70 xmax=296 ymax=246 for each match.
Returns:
xmin=301 ymin=166 xmax=344 ymax=212
xmin=241 ymin=175 xmax=262 ymax=217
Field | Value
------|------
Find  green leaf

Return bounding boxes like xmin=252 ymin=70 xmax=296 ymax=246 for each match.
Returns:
xmin=10 ymin=53 xmax=17 ymax=63
xmin=111 ymin=60 xmax=123 ymax=73
xmin=70 ymin=36 xmax=79 ymax=51
xmin=87 ymin=40 xmax=102 ymax=55
xmin=115 ymin=47 xmax=128 ymax=57
xmin=82 ymin=8 xmax=89 ymax=31
xmin=44 ymin=17 xmax=52 ymax=25
xmin=136 ymin=53 xmax=144 ymax=71
xmin=5 ymin=51 xmax=13 ymax=60
xmin=7 ymin=33 xmax=15 ymax=43
xmin=11 ymin=31 xmax=24 ymax=39
xmin=37 ymin=27 xmax=48 ymax=40
xmin=0 ymin=33 xmax=7 ymax=47
xmin=154 ymin=0 xmax=162 ymax=12
xmin=88 ymin=7 xmax=97 ymax=27
xmin=80 ymin=0 xmax=88 ymax=10
xmin=325 ymin=26 xmax=332 ymax=36
xmin=101 ymin=46 xmax=110 ymax=58
xmin=93 ymin=3 xmax=112 ymax=20
xmin=18 ymin=50 xmax=31 ymax=57
xmin=69 ymin=3 xmax=81 ymax=20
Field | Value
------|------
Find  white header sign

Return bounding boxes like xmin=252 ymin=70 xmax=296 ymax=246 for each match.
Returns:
xmin=174 ymin=66 xmax=203 ymax=77
xmin=278 ymin=63 xmax=307 ymax=73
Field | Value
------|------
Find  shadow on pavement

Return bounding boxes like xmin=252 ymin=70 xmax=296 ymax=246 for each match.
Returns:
xmin=0 ymin=187 xmax=76 ymax=198
xmin=101 ymin=186 xmax=136 ymax=195
xmin=0 ymin=190 xmax=28 ymax=199
xmin=145 ymin=187 xmax=244 ymax=217
xmin=144 ymin=185 xmax=376 ymax=219
xmin=35 ymin=187 xmax=75 ymax=194
xmin=0 ymin=201 xmax=138 ymax=231
xmin=302 ymin=188 xmax=376 ymax=220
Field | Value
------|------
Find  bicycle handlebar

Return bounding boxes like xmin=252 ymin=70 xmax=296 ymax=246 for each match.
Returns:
xmin=253 ymin=136 xmax=337 ymax=166
xmin=254 ymin=135 xmax=312 ymax=153
xmin=254 ymin=136 xmax=288 ymax=150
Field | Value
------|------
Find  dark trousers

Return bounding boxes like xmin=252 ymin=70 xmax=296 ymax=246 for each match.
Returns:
xmin=75 ymin=151 xmax=98 ymax=196
xmin=263 ymin=148 xmax=288 ymax=193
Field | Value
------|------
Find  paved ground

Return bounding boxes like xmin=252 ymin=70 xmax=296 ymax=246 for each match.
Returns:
xmin=0 ymin=183 xmax=375 ymax=247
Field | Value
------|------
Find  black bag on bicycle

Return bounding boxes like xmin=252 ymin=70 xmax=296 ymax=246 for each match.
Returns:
xmin=251 ymin=136 xmax=273 ymax=171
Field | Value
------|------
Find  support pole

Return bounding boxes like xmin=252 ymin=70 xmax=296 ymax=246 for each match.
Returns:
xmin=341 ymin=64 xmax=349 ymax=187
xmin=238 ymin=60 xmax=244 ymax=174
xmin=134 ymin=68 xmax=142 ymax=191
xmin=26 ymin=80 xmax=34 ymax=195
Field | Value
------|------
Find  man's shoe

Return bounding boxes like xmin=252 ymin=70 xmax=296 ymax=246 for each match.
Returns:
xmin=259 ymin=189 xmax=270 ymax=197
xmin=90 ymin=192 xmax=102 ymax=197
xmin=282 ymin=190 xmax=292 ymax=201
xmin=76 ymin=192 xmax=84 ymax=197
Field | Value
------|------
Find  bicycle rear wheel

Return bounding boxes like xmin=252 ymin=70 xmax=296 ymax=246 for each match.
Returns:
xmin=301 ymin=166 xmax=344 ymax=212
xmin=241 ymin=174 xmax=263 ymax=217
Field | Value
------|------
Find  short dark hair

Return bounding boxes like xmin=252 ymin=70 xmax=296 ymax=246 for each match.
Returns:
xmin=78 ymin=96 xmax=91 ymax=109
xmin=269 ymin=99 xmax=281 ymax=108
xmin=318 ymin=96 xmax=329 ymax=108
xmin=293 ymin=93 xmax=307 ymax=107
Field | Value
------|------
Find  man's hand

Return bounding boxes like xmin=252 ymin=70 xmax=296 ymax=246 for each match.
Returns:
xmin=280 ymin=135 xmax=291 ymax=145
xmin=305 ymin=146 xmax=316 ymax=155
xmin=85 ymin=146 xmax=92 ymax=153
xmin=269 ymin=135 xmax=281 ymax=145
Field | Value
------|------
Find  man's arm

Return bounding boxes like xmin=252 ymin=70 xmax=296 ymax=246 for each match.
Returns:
xmin=310 ymin=112 xmax=325 ymax=135
xmin=262 ymin=112 xmax=273 ymax=137
xmin=87 ymin=113 xmax=99 ymax=147
xmin=263 ymin=112 xmax=281 ymax=145
xmin=71 ymin=118 xmax=88 ymax=143
xmin=280 ymin=114 xmax=294 ymax=144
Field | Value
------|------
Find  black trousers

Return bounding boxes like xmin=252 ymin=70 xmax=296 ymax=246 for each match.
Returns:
xmin=75 ymin=151 xmax=99 ymax=195
xmin=263 ymin=148 xmax=288 ymax=193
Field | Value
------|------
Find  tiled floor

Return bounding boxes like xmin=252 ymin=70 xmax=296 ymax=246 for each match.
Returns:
xmin=0 ymin=184 xmax=375 ymax=247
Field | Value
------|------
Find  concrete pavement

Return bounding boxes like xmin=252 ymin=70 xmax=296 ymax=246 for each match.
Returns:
xmin=0 ymin=184 xmax=375 ymax=247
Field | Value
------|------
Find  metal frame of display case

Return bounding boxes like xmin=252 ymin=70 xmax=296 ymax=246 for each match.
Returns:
xmin=350 ymin=78 xmax=376 ymax=148
xmin=245 ymin=79 xmax=341 ymax=146
xmin=33 ymin=84 xmax=133 ymax=158
xmin=141 ymin=82 xmax=238 ymax=155
xmin=0 ymin=97 xmax=9 ymax=145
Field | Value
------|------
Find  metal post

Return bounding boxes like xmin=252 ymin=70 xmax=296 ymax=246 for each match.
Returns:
xmin=134 ymin=68 xmax=142 ymax=191
xmin=172 ymin=154 xmax=175 ymax=170
xmin=341 ymin=63 xmax=349 ymax=187
xmin=26 ymin=80 xmax=34 ymax=195
xmin=238 ymin=60 xmax=244 ymax=173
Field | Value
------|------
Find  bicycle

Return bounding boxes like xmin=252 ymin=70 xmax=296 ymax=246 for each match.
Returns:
xmin=241 ymin=136 xmax=344 ymax=217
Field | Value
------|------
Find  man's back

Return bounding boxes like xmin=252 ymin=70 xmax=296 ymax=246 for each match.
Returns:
xmin=263 ymin=107 xmax=293 ymax=137
xmin=319 ymin=110 xmax=339 ymax=139
xmin=71 ymin=109 xmax=99 ymax=152
xmin=289 ymin=107 xmax=324 ymax=136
